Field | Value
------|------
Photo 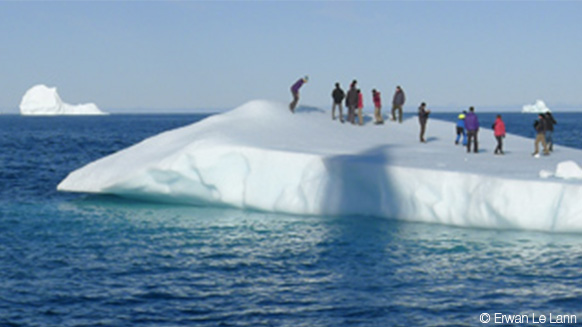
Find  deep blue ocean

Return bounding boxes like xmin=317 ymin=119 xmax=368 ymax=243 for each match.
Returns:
xmin=2 ymin=112 xmax=582 ymax=326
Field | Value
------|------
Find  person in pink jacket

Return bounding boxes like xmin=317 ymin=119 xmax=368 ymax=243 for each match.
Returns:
xmin=492 ymin=114 xmax=506 ymax=155
xmin=357 ymin=89 xmax=364 ymax=125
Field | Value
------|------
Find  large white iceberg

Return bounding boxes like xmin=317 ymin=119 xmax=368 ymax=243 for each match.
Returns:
xmin=58 ymin=100 xmax=582 ymax=232
xmin=522 ymin=99 xmax=551 ymax=113
xmin=20 ymin=84 xmax=107 ymax=115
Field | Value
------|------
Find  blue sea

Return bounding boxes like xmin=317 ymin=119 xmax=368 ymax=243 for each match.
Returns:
xmin=2 ymin=112 xmax=582 ymax=326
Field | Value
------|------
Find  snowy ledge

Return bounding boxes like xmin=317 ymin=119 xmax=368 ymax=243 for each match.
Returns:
xmin=58 ymin=100 xmax=582 ymax=232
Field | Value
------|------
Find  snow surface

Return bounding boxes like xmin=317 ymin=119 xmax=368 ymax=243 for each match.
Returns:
xmin=58 ymin=100 xmax=582 ymax=232
xmin=522 ymin=99 xmax=551 ymax=113
xmin=20 ymin=84 xmax=107 ymax=115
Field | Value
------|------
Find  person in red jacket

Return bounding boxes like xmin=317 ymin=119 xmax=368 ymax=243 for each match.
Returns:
xmin=492 ymin=114 xmax=506 ymax=155
xmin=356 ymin=89 xmax=364 ymax=125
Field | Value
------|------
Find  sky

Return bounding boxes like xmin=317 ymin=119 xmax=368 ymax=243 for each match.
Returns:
xmin=1 ymin=1 xmax=582 ymax=113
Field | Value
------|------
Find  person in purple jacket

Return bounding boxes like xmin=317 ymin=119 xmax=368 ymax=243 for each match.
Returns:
xmin=289 ymin=76 xmax=309 ymax=113
xmin=464 ymin=106 xmax=480 ymax=153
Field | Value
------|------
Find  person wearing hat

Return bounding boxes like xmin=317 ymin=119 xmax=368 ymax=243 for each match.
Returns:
xmin=289 ymin=75 xmax=309 ymax=113
xmin=455 ymin=111 xmax=467 ymax=145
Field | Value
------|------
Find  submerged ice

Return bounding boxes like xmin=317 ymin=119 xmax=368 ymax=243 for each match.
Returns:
xmin=20 ymin=84 xmax=107 ymax=115
xmin=58 ymin=100 xmax=582 ymax=232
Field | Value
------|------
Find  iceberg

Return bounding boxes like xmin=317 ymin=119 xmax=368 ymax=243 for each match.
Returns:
xmin=58 ymin=100 xmax=582 ymax=232
xmin=522 ymin=99 xmax=551 ymax=113
xmin=20 ymin=84 xmax=107 ymax=115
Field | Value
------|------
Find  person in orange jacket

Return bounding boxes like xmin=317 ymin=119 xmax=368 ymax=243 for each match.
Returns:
xmin=492 ymin=114 xmax=506 ymax=155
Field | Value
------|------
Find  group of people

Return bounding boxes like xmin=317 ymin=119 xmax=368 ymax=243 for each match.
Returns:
xmin=329 ymin=80 xmax=407 ymax=126
xmin=454 ymin=107 xmax=495 ymax=154
xmin=455 ymin=108 xmax=557 ymax=156
xmin=289 ymin=77 xmax=407 ymax=124
xmin=290 ymin=77 xmax=431 ymax=143
xmin=532 ymin=112 xmax=557 ymax=157
xmin=289 ymin=76 xmax=557 ymax=156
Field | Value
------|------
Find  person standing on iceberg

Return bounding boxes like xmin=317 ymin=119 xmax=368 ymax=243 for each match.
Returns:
xmin=356 ymin=89 xmax=364 ymax=125
xmin=492 ymin=114 xmax=506 ymax=155
xmin=532 ymin=113 xmax=550 ymax=157
xmin=418 ymin=102 xmax=431 ymax=143
xmin=391 ymin=85 xmax=405 ymax=123
xmin=331 ymin=83 xmax=345 ymax=122
xmin=544 ymin=112 xmax=557 ymax=152
xmin=464 ymin=107 xmax=480 ymax=153
xmin=372 ymin=89 xmax=384 ymax=124
xmin=289 ymin=76 xmax=308 ymax=113
xmin=455 ymin=111 xmax=467 ymax=145
xmin=346 ymin=80 xmax=359 ymax=124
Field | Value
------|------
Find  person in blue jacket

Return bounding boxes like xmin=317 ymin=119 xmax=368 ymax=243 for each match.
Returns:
xmin=464 ymin=107 xmax=480 ymax=153
xmin=455 ymin=111 xmax=467 ymax=146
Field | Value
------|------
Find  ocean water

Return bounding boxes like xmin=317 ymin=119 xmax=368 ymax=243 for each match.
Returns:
xmin=1 ymin=112 xmax=582 ymax=326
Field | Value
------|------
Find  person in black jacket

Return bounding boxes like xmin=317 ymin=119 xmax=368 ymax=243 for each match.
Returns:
xmin=533 ymin=113 xmax=549 ymax=157
xmin=544 ymin=112 xmax=557 ymax=151
xmin=391 ymin=85 xmax=406 ymax=123
xmin=331 ymin=83 xmax=345 ymax=122
xmin=418 ymin=102 xmax=431 ymax=142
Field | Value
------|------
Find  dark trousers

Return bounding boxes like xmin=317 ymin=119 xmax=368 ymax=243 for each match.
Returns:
xmin=419 ymin=122 xmax=427 ymax=142
xmin=467 ymin=130 xmax=478 ymax=153
xmin=391 ymin=105 xmax=403 ymax=123
xmin=455 ymin=127 xmax=466 ymax=145
xmin=545 ymin=130 xmax=554 ymax=151
xmin=494 ymin=136 xmax=503 ymax=154
xmin=289 ymin=92 xmax=299 ymax=111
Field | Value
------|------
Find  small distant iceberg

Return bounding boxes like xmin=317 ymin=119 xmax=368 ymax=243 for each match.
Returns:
xmin=20 ymin=84 xmax=107 ymax=116
xmin=522 ymin=100 xmax=551 ymax=114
